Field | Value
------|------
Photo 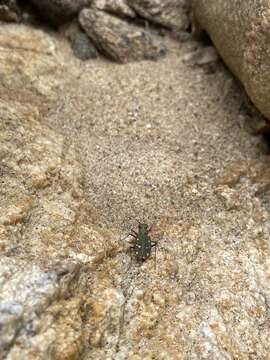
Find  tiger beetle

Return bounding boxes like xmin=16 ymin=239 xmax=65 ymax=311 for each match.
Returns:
xmin=129 ymin=223 xmax=157 ymax=262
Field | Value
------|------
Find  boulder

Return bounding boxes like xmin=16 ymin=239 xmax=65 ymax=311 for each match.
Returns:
xmin=0 ymin=24 xmax=118 ymax=359
xmin=192 ymin=0 xmax=270 ymax=121
xmin=0 ymin=97 xmax=118 ymax=360
xmin=127 ymin=0 xmax=189 ymax=30
xmin=79 ymin=8 xmax=167 ymax=63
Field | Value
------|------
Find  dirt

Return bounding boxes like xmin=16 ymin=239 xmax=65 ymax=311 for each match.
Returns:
xmin=44 ymin=36 xmax=266 ymax=235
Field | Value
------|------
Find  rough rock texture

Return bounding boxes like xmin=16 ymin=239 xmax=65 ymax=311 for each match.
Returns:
xmin=2 ymin=14 xmax=270 ymax=360
xmin=0 ymin=23 xmax=118 ymax=360
xmin=0 ymin=22 xmax=80 ymax=102
xmin=92 ymin=0 xmax=136 ymax=19
xmin=30 ymin=0 xmax=91 ymax=24
xmin=79 ymin=8 xmax=167 ymax=62
xmin=0 ymin=98 xmax=120 ymax=359
xmin=192 ymin=0 xmax=270 ymax=121
xmin=128 ymin=0 xmax=190 ymax=30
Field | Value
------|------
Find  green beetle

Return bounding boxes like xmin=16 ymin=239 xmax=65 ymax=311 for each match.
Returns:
xmin=129 ymin=223 xmax=157 ymax=262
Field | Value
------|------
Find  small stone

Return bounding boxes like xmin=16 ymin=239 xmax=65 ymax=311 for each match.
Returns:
xmin=79 ymin=8 xmax=167 ymax=63
xmin=192 ymin=0 xmax=270 ymax=121
xmin=127 ymin=0 xmax=190 ymax=30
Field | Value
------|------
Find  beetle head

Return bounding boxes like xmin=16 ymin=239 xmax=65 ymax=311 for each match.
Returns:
xmin=138 ymin=223 xmax=148 ymax=232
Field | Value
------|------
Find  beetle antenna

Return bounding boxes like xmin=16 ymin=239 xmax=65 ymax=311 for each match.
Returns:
xmin=148 ymin=223 xmax=154 ymax=233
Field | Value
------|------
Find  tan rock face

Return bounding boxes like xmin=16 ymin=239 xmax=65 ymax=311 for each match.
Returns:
xmin=0 ymin=25 xmax=119 ymax=359
xmin=192 ymin=0 xmax=270 ymax=121
xmin=0 ymin=23 xmax=79 ymax=103
xmin=0 ymin=102 xmax=120 ymax=359
xmin=79 ymin=8 xmax=167 ymax=63
xmin=0 ymin=98 xmax=119 ymax=359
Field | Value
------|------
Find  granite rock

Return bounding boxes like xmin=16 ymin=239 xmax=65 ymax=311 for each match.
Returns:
xmin=192 ymin=0 xmax=270 ymax=121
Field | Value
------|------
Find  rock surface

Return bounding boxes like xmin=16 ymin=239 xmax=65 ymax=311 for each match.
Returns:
xmin=2 ymin=14 xmax=270 ymax=360
xmin=92 ymin=0 xmax=136 ymax=19
xmin=0 ymin=22 xmax=79 ymax=102
xmin=79 ymin=8 xmax=167 ymax=63
xmin=0 ymin=23 xmax=118 ymax=359
xmin=0 ymin=96 xmax=121 ymax=359
xmin=192 ymin=0 xmax=270 ymax=121
xmin=128 ymin=0 xmax=190 ymax=30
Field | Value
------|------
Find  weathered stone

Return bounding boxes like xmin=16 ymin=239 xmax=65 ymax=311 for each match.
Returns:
xmin=192 ymin=0 xmax=270 ymax=121
xmin=127 ymin=0 xmax=190 ymax=30
xmin=0 ymin=22 xmax=82 ymax=104
xmin=30 ymin=0 xmax=91 ymax=24
xmin=79 ymin=8 xmax=167 ymax=63
xmin=93 ymin=0 xmax=136 ymax=19
xmin=0 ymin=96 xmax=118 ymax=359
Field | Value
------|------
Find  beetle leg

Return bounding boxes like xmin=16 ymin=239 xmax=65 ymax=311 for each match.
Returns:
xmin=155 ymin=244 xmax=157 ymax=270
xmin=130 ymin=229 xmax=138 ymax=235
xmin=147 ymin=224 xmax=153 ymax=233
xmin=151 ymin=241 xmax=157 ymax=270
xmin=128 ymin=233 xmax=137 ymax=238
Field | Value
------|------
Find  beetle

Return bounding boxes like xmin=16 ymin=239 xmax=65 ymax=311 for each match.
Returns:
xmin=129 ymin=223 xmax=157 ymax=262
